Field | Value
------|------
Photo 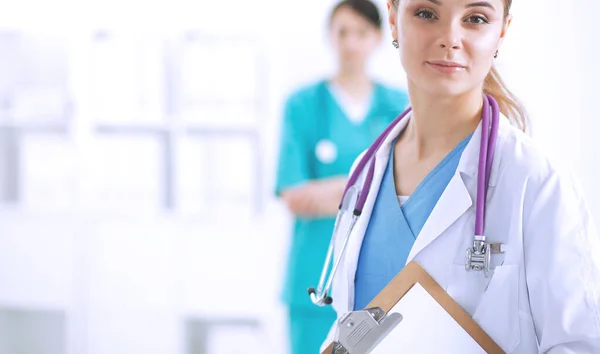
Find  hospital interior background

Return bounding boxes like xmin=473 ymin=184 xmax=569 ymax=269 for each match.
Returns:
xmin=0 ymin=0 xmax=598 ymax=353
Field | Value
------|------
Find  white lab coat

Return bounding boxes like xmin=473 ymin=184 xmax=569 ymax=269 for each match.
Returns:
xmin=321 ymin=113 xmax=600 ymax=353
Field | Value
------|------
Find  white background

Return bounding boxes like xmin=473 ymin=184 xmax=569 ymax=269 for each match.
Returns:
xmin=0 ymin=0 xmax=598 ymax=353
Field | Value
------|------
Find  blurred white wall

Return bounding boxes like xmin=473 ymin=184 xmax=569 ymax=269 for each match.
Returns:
xmin=577 ymin=0 xmax=600 ymax=217
xmin=0 ymin=1 xmax=597 ymax=354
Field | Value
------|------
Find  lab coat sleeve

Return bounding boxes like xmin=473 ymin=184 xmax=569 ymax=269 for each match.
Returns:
xmin=523 ymin=171 xmax=600 ymax=353
xmin=274 ymin=94 xmax=312 ymax=195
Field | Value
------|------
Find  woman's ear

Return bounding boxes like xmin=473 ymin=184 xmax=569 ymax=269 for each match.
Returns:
xmin=496 ymin=14 xmax=512 ymax=54
xmin=500 ymin=14 xmax=512 ymax=39
xmin=387 ymin=0 xmax=398 ymax=41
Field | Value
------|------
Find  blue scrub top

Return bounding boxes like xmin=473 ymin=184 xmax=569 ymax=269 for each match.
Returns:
xmin=275 ymin=80 xmax=410 ymax=307
xmin=353 ymin=132 xmax=472 ymax=310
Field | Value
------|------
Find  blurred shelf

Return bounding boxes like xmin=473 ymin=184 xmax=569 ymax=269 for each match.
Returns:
xmin=185 ymin=125 xmax=260 ymax=137
xmin=93 ymin=122 xmax=260 ymax=135
xmin=94 ymin=122 xmax=168 ymax=135
xmin=0 ymin=121 xmax=68 ymax=134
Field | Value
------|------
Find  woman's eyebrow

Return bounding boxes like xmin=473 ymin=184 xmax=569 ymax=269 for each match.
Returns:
xmin=466 ymin=1 xmax=495 ymax=10
xmin=412 ymin=0 xmax=496 ymax=11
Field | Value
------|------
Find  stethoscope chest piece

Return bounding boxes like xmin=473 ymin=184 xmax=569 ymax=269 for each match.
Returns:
xmin=316 ymin=139 xmax=338 ymax=164
xmin=465 ymin=236 xmax=492 ymax=277
xmin=465 ymin=236 xmax=506 ymax=277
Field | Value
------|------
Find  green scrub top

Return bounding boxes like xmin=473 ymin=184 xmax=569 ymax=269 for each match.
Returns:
xmin=275 ymin=79 xmax=410 ymax=307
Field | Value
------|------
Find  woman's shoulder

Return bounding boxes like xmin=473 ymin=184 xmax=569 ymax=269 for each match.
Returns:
xmin=280 ymin=81 xmax=328 ymax=128
xmin=499 ymin=120 xmax=557 ymax=174
xmin=285 ymin=80 xmax=327 ymax=106
xmin=373 ymin=81 xmax=410 ymax=109
xmin=496 ymin=119 xmax=583 ymax=200
xmin=374 ymin=81 xmax=407 ymax=95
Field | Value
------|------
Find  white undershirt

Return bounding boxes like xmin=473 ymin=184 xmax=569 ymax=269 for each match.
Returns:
xmin=398 ymin=196 xmax=410 ymax=206
xmin=327 ymin=82 xmax=370 ymax=124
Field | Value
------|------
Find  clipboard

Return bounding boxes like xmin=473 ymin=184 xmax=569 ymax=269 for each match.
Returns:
xmin=321 ymin=261 xmax=504 ymax=354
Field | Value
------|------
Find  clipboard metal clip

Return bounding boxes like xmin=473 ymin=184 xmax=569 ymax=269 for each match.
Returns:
xmin=331 ymin=307 xmax=403 ymax=354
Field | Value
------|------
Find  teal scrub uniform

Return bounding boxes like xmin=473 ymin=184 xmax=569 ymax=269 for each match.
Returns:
xmin=274 ymin=80 xmax=409 ymax=354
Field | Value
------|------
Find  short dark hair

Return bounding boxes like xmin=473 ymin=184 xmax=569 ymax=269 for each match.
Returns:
xmin=330 ymin=0 xmax=382 ymax=29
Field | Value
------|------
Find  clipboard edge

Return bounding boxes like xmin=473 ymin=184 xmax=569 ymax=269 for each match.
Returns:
xmin=321 ymin=261 xmax=505 ymax=354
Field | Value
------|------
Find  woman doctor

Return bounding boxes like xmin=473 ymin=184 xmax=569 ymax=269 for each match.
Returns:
xmin=275 ymin=1 xmax=409 ymax=353
xmin=321 ymin=0 xmax=600 ymax=352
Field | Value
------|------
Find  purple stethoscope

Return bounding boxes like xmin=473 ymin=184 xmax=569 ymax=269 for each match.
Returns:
xmin=308 ymin=94 xmax=501 ymax=307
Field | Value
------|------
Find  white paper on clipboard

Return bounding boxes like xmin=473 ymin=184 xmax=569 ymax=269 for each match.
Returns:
xmin=370 ymin=283 xmax=487 ymax=353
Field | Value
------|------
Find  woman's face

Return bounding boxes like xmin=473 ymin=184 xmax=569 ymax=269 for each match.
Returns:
xmin=389 ymin=0 xmax=509 ymax=97
xmin=329 ymin=6 xmax=382 ymax=71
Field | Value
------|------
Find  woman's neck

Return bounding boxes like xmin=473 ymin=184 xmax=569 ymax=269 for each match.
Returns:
xmin=403 ymin=83 xmax=484 ymax=159
xmin=332 ymin=70 xmax=372 ymax=101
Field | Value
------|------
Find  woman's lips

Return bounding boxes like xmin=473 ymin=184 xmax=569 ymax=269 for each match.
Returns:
xmin=426 ymin=60 xmax=467 ymax=74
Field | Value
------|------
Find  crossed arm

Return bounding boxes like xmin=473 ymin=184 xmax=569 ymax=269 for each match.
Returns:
xmin=279 ymin=176 xmax=347 ymax=218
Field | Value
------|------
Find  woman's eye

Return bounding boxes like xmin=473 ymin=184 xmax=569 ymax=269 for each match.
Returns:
xmin=466 ymin=15 xmax=489 ymax=24
xmin=415 ymin=9 xmax=436 ymax=20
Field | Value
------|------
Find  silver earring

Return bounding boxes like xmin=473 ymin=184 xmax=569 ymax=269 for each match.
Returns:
xmin=494 ymin=50 xmax=498 ymax=59
xmin=392 ymin=39 xmax=399 ymax=49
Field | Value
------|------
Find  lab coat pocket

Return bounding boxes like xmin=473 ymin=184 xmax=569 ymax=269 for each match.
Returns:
xmin=446 ymin=264 xmax=520 ymax=353
xmin=472 ymin=265 xmax=521 ymax=353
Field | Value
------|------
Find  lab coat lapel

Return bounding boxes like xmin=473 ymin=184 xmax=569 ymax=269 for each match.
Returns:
xmin=405 ymin=172 xmax=472 ymax=262
xmin=406 ymin=120 xmax=487 ymax=263
xmin=342 ymin=115 xmax=411 ymax=310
